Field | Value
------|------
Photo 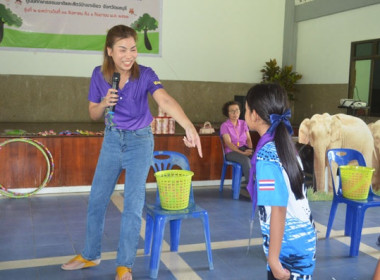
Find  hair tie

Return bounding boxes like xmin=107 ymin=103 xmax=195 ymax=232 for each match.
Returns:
xmin=268 ymin=109 xmax=293 ymax=135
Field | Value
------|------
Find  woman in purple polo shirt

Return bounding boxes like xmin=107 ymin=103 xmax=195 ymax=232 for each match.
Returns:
xmin=61 ymin=25 xmax=202 ymax=280
xmin=220 ymin=101 xmax=253 ymax=184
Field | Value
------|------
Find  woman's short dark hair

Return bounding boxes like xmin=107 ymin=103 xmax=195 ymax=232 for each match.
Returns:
xmin=222 ymin=101 xmax=241 ymax=117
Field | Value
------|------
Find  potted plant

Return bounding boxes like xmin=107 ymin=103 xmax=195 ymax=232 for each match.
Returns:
xmin=260 ymin=58 xmax=302 ymax=101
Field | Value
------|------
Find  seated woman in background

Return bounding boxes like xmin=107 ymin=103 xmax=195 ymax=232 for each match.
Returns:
xmin=220 ymin=101 xmax=253 ymax=184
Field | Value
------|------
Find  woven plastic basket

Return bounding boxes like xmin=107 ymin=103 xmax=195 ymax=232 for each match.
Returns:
xmin=339 ymin=165 xmax=375 ymax=200
xmin=154 ymin=170 xmax=194 ymax=210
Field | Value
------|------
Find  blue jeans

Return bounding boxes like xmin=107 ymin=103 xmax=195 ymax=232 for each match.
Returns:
xmin=82 ymin=126 xmax=154 ymax=268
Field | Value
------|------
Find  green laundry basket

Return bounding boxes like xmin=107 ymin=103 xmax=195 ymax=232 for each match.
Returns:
xmin=340 ymin=165 xmax=375 ymax=200
xmin=154 ymin=170 xmax=194 ymax=210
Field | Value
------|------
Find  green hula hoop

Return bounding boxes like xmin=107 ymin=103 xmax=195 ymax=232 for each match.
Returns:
xmin=0 ymin=138 xmax=54 ymax=198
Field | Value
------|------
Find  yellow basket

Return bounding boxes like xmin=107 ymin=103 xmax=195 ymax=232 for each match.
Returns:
xmin=154 ymin=170 xmax=194 ymax=210
xmin=339 ymin=165 xmax=375 ymax=200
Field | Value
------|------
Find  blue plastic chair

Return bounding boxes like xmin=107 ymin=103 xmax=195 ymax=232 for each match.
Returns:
xmin=326 ymin=148 xmax=380 ymax=257
xmin=144 ymin=151 xmax=214 ymax=278
xmin=219 ymin=136 xmax=243 ymax=199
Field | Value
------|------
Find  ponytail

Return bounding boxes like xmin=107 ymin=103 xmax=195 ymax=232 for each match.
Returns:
xmin=246 ymin=83 xmax=304 ymax=199
xmin=274 ymin=122 xmax=304 ymax=199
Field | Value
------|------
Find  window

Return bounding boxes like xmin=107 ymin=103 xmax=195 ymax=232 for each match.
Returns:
xmin=355 ymin=42 xmax=372 ymax=57
xmin=348 ymin=38 xmax=380 ymax=116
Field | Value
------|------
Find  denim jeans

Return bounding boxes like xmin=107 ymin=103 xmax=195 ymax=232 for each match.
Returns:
xmin=82 ymin=126 xmax=154 ymax=268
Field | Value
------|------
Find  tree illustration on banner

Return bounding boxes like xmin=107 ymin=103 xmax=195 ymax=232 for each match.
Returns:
xmin=0 ymin=4 xmax=22 ymax=44
xmin=131 ymin=13 xmax=158 ymax=51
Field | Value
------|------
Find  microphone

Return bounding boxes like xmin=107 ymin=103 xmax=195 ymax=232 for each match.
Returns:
xmin=110 ymin=72 xmax=120 ymax=112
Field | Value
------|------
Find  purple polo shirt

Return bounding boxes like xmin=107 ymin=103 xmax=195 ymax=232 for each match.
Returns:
xmin=88 ymin=65 xmax=163 ymax=130
xmin=220 ymin=119 xmax=249 ymax=153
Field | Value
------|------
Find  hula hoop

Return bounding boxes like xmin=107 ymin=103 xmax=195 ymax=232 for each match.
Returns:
xmin=0 ymin=138 xmax=54 ymax=198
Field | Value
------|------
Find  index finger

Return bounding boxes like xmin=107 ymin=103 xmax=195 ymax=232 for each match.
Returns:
xmin=195 ymin=136 xmax=203 ymax=158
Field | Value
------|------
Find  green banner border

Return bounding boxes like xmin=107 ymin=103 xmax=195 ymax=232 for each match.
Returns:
xmin=0 ymin=28 xmax=159 ymax=54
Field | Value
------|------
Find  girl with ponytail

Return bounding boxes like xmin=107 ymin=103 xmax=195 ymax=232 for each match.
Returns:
xmin=245 ymin=83 xmax=316 ymax=280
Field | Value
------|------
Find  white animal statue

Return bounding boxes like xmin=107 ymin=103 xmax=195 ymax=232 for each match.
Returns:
xmin=299 ymin=113 xmax=374 ymax=192
xmin=367 ymin=120 xmax=380 ymax=190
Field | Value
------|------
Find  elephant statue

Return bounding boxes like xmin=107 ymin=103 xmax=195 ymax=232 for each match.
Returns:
xmin=299 ymin=113 xmax=374 ymax=192
xmin=368 ymin=120 xmax=380 ymax=190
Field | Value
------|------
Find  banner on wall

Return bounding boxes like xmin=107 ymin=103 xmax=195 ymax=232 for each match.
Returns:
xmin=0 ymin=0 xmax=162 ymax=55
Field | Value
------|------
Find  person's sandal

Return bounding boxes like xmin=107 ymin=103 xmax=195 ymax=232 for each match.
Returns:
xmin=61 ymin=254 xmax=101 ymax=270
xmin=115 ymin=266 xmax=132 ymax=280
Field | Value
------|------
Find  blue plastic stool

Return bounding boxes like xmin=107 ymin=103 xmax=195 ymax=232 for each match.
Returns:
xmin=219 ymin=137 xmax=243 ymax=199
xmin=326 ymin=148 xmax=380 ymax=257
xmin=144 ymin=151 xmax=214 ymax=278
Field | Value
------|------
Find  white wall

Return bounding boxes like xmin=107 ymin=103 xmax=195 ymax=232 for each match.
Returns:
xmin=296 ymin=3 xmax=380 ymax=84
xmin=0 ymin=0 xmax=285 ymax=83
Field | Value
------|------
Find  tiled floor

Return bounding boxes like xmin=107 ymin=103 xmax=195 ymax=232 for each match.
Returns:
xmin=0 ymin=185 xmax=379 ymax=279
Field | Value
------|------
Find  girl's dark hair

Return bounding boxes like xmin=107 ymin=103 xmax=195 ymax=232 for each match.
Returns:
xmin=102 ymin=25 xmax=140 ymax=84
xmin=222 ymin=101 xmax=241 ymax=117
xmin=246 ymin=83 xmax=304 ymax=199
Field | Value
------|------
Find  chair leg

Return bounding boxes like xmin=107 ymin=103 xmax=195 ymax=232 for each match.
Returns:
xmin=349 ymin=207 xmax=365 ymax=257
xmin=201 ymin=211 xmax=214 ymax=270
xmin=144 ymin=213 xmax=154 ymax=255
xmin=169 ymin=219 xmax=182 ymax=252
xmin=149 ymin=216 xmax=166 ymax=279
xmin=220 ymin=163 xmax=227 ymax=192
xmin=326 ymin=200 xmax=338 ymax=238
xmin=232 ymin=164 xmax=242 ymax=200
xmin=345 ymin=205 xmax=354 ymax=237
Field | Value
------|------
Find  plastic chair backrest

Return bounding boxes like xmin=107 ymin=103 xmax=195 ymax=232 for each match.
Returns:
xmin=327 ymin=148 xmax=371 ymax=196
xmin=152 ymin=151 xmax=194 ymax=205
xmin=219 ymin=135 xmax=228 ymax=159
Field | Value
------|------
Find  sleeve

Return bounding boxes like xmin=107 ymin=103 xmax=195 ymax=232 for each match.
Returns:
xmin=88 ymin=67 xmax=103 ymax=103
xmin=220 ymin=122 xmax=228 ymax=136
xmin=145 ymin=67 xmax=164 ymax=95
xmin=256 ymin=160 xmax=288 ymax=207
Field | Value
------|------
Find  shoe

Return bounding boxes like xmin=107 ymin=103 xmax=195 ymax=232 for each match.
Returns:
xmin=115 ymin=266 xmax=132 ymax=280
xmin=240 ymin=187 xmax=251 ymax=199
xmin=241 ymin=181 xmax=248 ymax=188
xmin=61 ymin=254 xmax=101 ymax=270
